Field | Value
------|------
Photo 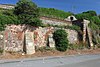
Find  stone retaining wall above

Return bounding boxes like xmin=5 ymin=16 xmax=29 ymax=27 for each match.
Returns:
xmin=41 ymin=17 xmax=72 ymax=26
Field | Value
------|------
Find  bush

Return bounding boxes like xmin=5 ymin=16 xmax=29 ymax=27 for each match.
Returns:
xmin=53 ymin=29 xmax=69 ymax=51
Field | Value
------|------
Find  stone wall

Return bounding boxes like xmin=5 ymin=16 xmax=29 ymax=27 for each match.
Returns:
xmin=65 ymin=29 xmax=78 ymax=44
xmin=41 ymin=17 xmax=72 ymax=26
xmin=0 ymin=4 xmax=14 ymax=9
xmin=34 ymin=27 xmax=54 ymax=47
xmin=0 ymin=25 xmax=79 ymax=52
xmin=4 ymin=25 xmax=25 ymax=52
xmin=3 ymin=25 xmax=55 ymax=52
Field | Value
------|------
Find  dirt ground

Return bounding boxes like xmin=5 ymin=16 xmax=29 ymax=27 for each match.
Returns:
xmin=0 ymin=48 xmax=100 ymax=60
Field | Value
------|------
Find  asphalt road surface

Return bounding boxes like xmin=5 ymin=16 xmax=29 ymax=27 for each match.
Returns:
xmin=58 ymin=57 xmax=100 ymax=67
xmin=0 ymin=54 xmax=100 ymax=67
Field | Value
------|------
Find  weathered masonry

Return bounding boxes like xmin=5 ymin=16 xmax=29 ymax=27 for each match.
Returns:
xmin=0 ymin=16 xmax=95 ymax=54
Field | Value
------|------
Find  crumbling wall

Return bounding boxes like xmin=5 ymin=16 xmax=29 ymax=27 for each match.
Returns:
xmin=1 ymin=25 xmax=79 ymax=52
xmin=65 ymin=29 xmax=79 ymax=44
xmin=5 ymin=25 xmax=25 ymax=52
xmin=34 ymin=27 xmax=54 ymax=47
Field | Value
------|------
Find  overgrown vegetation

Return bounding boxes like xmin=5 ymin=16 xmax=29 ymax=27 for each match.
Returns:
xmin=0 ymin=0 xmax=43 ymax=31
xmin=14 ymin=0 xmax=43 ymax=26
xmin=0 ymin=10 xmax=20 ymax=31
xmin=0 ymin=0 xmax=99 ymax=50
xmin=75 ymin=10 xmax=100 ymax=45
xmin=46 ymin=24 xmax=81 ymax=32
xmin=53 ymin=29 xmax=69 ymax=52
xmin=0 ymin=48 xmax=3 ymax=54
xmin=36 ymin=46 xmax=55 ymax=52
xmin=39 ymin=7 xmax=73 ymax=20
xmin=65 ymin=25 xmax=81 ymax=31
xmin=68 ymin=43 xmax=85 ymax=50
xmin=75 ymin=10 xmax=100 ymax=30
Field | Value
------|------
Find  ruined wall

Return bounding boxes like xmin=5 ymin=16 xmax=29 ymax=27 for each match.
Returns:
xmin=34 ymin=27 xmax=79 ymax=47
xmin=3 ymin=25 xmax=55 ymax=51
xmin=4 ymin=25 xmax=25 ymax=52
xmin=65 ymin=29 xmax=78 ymax=44
xmin=34 ymin=27 xmax=54 ymax=47
xmin=1 ymin=25 xmax=79 ymax=52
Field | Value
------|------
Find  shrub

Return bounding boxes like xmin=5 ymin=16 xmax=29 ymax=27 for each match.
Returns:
xmin=53 ymin=29 xmax=69 ymax=51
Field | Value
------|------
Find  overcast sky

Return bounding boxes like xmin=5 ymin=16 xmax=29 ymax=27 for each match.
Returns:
xmin=0 ymin=0 xmax=100 ymax=14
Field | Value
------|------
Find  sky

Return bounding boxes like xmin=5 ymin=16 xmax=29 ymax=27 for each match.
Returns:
xmin=0 ymin=0 xmax=100 ymax=14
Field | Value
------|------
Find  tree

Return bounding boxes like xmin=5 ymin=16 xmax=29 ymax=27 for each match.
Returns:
xmin=53 ymin=29 xmax=69 ymax=51
xmin=14 ymin=0 xmax=43 ymax=26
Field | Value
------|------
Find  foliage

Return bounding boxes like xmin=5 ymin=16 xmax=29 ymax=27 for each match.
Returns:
xmin=65 ymin=25 xmax=81 ymax=31
xmin=98 ymin=15 xmax=100 ymax=19
xmin=68 ymin=43 xmax=85 ymax=50
xmin=46 ymin=24 xmax=81 ymax=32
xmin=0 ymin=14 xmax=10 ymax=31
xmin=92 ymin=30 xmax=100 ymax=45
xmin=88 ymin=16 xmax=100 ymax=30
xmin=2 ymin=9 xmax=13 ymax=15
xmin=0 ymin=48 xmax=3 ymax=54
xmin=89 ymin=21 xmax=99 ymax=30
xmin=14 ymin=0 xmax=43 ymax=26
xmin=0 ymin=14 xmax=19 ymax=24
xmin=0 ymin=9 xmax=21 ymax=31
xmin=39 ymin=7 xmax=73 ymax=20
xmin=75 ymin=13 xmax=91 ymax=20
xmin=75 ymin=11 xmax=100 ymax=45
xmin=36 ymin=46 xmax=55 ymax=52
xmin=92 ymin=16 xmax=100 ymax=25
xmin=82 ymin=10 xmax=97 ymax=16
xmin=75 ymin=10 xmax=97 ymax=20
xmin=53 ymin=29 xmax=69 ymax=51
xmin=75 ymin=10 xmax=100 ymax=30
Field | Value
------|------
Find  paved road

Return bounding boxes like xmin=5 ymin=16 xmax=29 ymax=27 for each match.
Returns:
xmin=0 ymin=54 xmax=100 ymax=67
xmin=58 ymin=57 xmax=100 ymax=67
